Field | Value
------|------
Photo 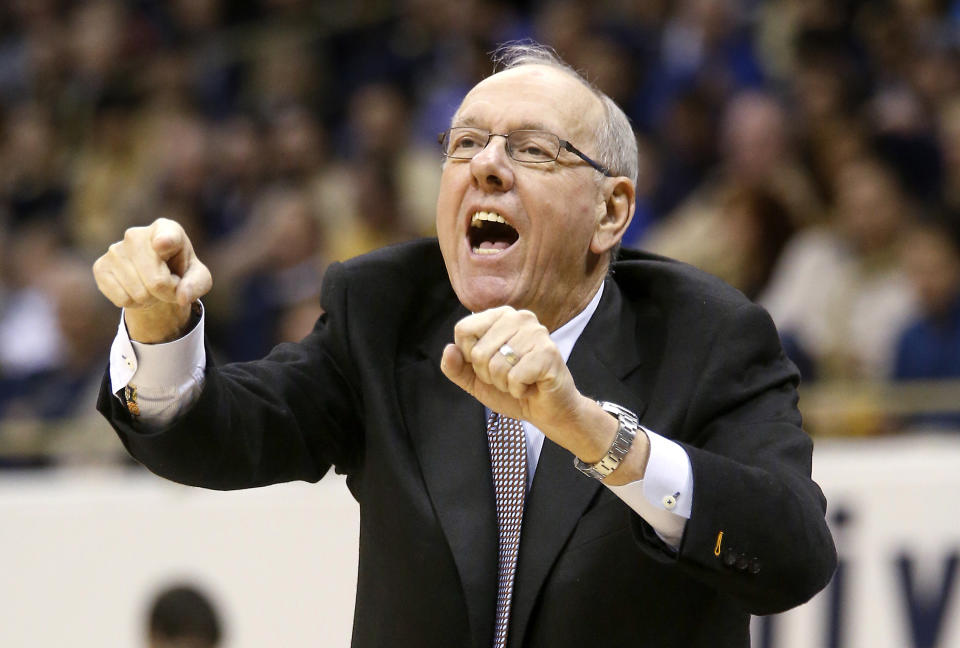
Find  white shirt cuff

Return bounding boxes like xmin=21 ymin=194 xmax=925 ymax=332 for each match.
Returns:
xmin=108 ymin=305 xmax=207 ymax=426
xmin=605 ymin=428 xmax=694 ymax=550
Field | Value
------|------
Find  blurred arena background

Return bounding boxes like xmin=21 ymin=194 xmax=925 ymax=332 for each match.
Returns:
xmin=0 ymin=0 xmax=958 ymax=646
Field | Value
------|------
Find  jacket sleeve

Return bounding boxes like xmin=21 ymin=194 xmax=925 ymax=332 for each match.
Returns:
xmin=96 ymin=261 xmax=364 ymax=490
xmin=631 ymin=300 xmax=837 ymax=614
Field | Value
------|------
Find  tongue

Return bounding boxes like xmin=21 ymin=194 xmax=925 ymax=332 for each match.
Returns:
xmin=478 ymin=240 xmax=511 ymax=251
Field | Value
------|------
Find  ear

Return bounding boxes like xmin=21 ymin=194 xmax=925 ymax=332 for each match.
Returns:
xmin=591 ymin=177 xmax=635 ymax=255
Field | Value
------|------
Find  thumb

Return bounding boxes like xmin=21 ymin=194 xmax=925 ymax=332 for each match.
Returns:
xmin=440 ymin=343 xmax=475 ymax=393
xmin=175 ymin=258 xmax=213 ymax=307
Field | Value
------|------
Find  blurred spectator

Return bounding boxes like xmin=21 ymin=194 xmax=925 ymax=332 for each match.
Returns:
xmin=314 ymin=82 xmax=439 ymax=261
xmin=937 ymin=97 xmax=960 ymax=212
xmin=717 ymin=91 xmax=821 ymax=222
xmin=161 ymin=0 xmax=241 ymax=119
xmin=642 ymin=87 xmax=718 ymax=221
xmin=869 ymin=84 xmax=943 ymax=206
xmin=709 ymin=187 xmax=797 ymax=300
xmin=147 ymin=583 xmax=223 ymax=648
xmin=640 ymin=90 xmax=816 ymax=293
xmin=248 ymin=26 xmax=323 ymax=118
xmin=67 ymin=82 xmax=146 ymax=258
xmin=0 ymin=251 xmax=122 ymax=466
xmin=268 ymin=104 xmax=326 ymax=185
xmin=0 ymin=102 xmax=67 ymax=228
xmin=759 ymin=157 xmax=919 ymax=380
xmin=0 ymin=219 xmax=64 ymax=382
xmin=144 ymin=112 xmax=211 ymax=238
xmin=636 ymin=0 xmax=764 ymax=129
xmin=202 ymin=114 xmax=266 ymax=241
xmin=893 ymin=219 xmax=960 ymax=428
xmin=533 ymin=1 xmax=590 ymax=61
xmin=206 ymin=185 xmax=326 ymax=361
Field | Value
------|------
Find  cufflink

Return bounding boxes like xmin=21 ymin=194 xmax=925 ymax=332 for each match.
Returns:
xmin=662 ymin=492 xmax=679 ymax=510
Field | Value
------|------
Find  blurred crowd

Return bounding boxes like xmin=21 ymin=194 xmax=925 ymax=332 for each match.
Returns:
xmin=1 ymin=0 xmax=960 ymax=465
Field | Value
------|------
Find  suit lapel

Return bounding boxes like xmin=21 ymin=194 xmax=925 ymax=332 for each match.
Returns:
xmin=508 ymin=280 xmax=649 ymax=647
xmin=397 ymin=296 xmax=498 ymax=648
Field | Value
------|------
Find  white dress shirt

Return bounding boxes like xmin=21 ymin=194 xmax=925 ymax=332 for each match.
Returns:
xmin=109 ymin=284 xmax=694 ymax=549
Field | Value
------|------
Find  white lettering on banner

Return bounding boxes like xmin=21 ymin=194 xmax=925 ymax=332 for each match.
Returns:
xmin=752 ymin=434 xmax=960 ymax=648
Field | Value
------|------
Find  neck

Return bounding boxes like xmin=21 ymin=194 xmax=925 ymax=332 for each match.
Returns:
xmin=540 ymin=274 xmax=605 ymax=332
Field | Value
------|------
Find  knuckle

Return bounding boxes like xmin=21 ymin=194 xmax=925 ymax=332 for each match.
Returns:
xmin=470 ymin=346 xmax=485 ymax=365
xmin=454 ymin=315 xmax=474 ymax=332
xmin=518 ymin=309 xmax=538 ymax=324
xmin=454 ymin=323 xmax=478 ymax=345
xmin=130 ymin=284 xmax=150 ymax=302
xmin=122 ymin=226 xmax=144 ymax=243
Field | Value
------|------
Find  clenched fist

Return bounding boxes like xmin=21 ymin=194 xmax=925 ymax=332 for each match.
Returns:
xmin=440 ymin=306 xmax=639 ymax=474
xmin=92 ymin=218 xmax=212 ymax=343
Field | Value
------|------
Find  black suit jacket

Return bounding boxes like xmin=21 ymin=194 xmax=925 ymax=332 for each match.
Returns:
xmin=98 ymin=239 xmax=836 ymax=647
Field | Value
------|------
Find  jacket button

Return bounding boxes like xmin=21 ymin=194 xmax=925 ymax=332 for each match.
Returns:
xmin=722 ymin=548 xmax=737 ymax=567
xmin=735 ymin=554 xmax=749 ymax=571
xmin=749 ymin=558 xmax=762 ymax=574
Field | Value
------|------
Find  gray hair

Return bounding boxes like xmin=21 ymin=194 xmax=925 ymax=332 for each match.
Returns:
xmin=490 ymin=41 xmax=639 ymax=188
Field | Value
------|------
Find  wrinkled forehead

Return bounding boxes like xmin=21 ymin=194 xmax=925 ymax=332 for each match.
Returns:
xmin=453 ymin=65 xmax=605 ymax=149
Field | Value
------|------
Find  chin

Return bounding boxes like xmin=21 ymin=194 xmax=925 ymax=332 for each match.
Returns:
xmin=452 ymin=275 xmax=515 ymax=313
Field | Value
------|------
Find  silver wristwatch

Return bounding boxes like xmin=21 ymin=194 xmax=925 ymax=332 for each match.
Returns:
xmin=573 ymin=401 xmax=639 ymax=480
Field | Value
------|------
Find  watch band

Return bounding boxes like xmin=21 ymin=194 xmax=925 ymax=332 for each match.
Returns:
xmin=573 ymin=401 xmax=640 ymax=480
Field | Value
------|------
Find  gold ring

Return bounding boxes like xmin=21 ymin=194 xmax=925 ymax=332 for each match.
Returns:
xmin=499 ymin=343 xmax=520 ymax=367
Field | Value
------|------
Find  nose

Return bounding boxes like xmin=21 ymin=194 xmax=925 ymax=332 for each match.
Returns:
xmin=469 ymin=134 xmax=514 ymax=192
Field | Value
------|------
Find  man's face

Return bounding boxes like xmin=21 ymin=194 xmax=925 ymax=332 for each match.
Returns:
xmin=436 ymin=65 xmax=610 ymax=331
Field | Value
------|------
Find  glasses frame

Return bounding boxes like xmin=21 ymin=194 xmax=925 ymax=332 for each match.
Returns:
xmin=438 ymin=128 xmax=613 ymax=177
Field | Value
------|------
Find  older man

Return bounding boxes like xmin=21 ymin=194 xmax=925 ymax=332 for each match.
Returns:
xmin=94 ymin=44 xmax=836 ymax=648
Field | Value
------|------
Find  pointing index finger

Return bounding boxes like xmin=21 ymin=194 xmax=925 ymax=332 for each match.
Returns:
xmin=150 ymin=219 xmax=188 ymax=262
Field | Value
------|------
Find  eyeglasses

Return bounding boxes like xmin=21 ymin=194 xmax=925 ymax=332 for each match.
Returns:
xmin=438 ymin=127 xmax=613 ymax=176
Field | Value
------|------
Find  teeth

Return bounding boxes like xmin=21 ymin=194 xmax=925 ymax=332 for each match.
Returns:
xmin=471 ymin=211 xmax=507 ymax=228
xmin=472 ymin=247 xmax=500 ymax=255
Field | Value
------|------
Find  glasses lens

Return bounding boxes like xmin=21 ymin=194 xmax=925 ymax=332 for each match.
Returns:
xmin=507 ymin=131 xmax=560 ymax=163
xmin=443 ymin=127 xmax=489 ymax=159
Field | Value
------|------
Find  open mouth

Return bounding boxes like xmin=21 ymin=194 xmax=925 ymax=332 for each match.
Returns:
xmin=468 ymin=211 xmax=519 ymax=255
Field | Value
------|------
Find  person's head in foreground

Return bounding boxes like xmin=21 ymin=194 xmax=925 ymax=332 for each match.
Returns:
xmin=147 ymin=584 xmax=222 ymax=648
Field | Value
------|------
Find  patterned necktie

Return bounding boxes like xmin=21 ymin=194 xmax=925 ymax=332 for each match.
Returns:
xmin=487 ymin=412 xmax=528 ymax=648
